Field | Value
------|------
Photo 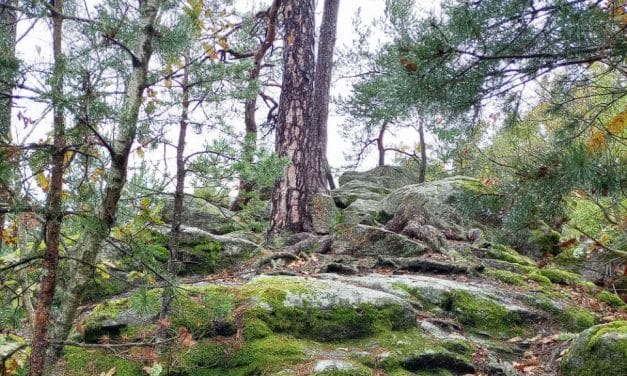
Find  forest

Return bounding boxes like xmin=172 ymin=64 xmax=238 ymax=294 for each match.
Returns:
xmin=0 ymin=0 xmax=625 ymax=375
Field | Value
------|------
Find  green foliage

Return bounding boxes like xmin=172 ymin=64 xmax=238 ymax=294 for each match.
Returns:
xmin=129 ymin=288 xmax=161 ymax=316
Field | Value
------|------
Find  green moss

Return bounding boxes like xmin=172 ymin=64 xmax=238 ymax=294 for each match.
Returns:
xmin=391 ymin=283 xmax=438 ymax=311
xmin=528 ymin=272 xmax=553 ymax=286
xmin=597 ymin=290 xmax=625 ymax=308
xmin=64 ymin=347 xmax=143 ymax=376
xmin=561 ymin=307 xmax=596 ymax=332
xmin=486 ymin=244 xmax=535 ymax=266
xmin=82 ymin=298 xmax=128 ymax=335
xmin=315 ymin=363 xmax=372 ymax=376
xmin=247 ymin=302 xmax=414 ymax=342
xmin=81 ymin=276 xmax=127 ymax=303
xmin=485 ymin=269 xmax=526 ymax=286
xmin=185 ymin=241 xmax=224 ymax=274
xmin=442 ymin=339 xmax=474 ymax=356
xmin=538 ymin=268 xmax=583 ymax=286
xmin=179 ymin=335 xmax=307 ymax=375
xmin=242 ymin=315 xmax=273 ymax=340
xmin=445 ymin=290 xmax=524 ymax=337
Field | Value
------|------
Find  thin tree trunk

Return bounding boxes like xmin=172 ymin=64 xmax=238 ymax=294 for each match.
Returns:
xmin=270 ymin=0 xmax=324 ymax=233
xmin=312 ymin=0 xmax=340 ymax=190
xmin=377 ymin=121 xmax=388 ymax=166
xmin=418 ymin=121 xmax=426 ymax=183
xmin=0 ymin=0 xmax=18 ymax=251
xmin=46 ymin=0 xmax=160 ymax=368
xmin=230 ymin=0 xmax=280 ymax=211
xmin=29 ymin=0 xmax=65 ymax=374
xmin=160 ymin=56 xmax=190 ymax=320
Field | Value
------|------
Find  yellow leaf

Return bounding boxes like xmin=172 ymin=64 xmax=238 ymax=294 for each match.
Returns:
xmin=164 ymin=78 xmax=172 ymax=89
xmin=140 ymin=197 xmax=151 ymax=209
xmin=96 ymin=262 xmax=110 ymax=280
xmin=606 ymin=111 xmax=626 ymax=135
xmin=35 ymin=172 xmax=50 ymax=192
xmin=586 ymin=130 xmax=606 ymax=153
xmin=63 ymin=150 xmax=74 ymax=165
xmin=136 ymin=147 xmax=145 ymax=157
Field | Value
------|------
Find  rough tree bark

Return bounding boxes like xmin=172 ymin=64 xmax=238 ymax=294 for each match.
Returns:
xmin=0 ymin=0 xmax=18 ymax=251
xmin=230 ymin=0 xmax=281 ymax=211
xmin=270 ymin=0 xmax=326 ymax=233
xmin=46 ymin=0 xmax=160 ymax=368
xmin=160 ymin=56 xmax=189 ymax=320
xmin=418 ymin=121 xmax=426 ymax=183
xmin=29 ymin=0 xmax=65 ymax=374
xmin=312 ymin=0 xmax=340 ymax=191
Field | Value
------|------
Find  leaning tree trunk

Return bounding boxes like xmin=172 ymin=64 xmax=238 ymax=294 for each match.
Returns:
xmin=46 ymin=0 xmax=160 ymax=368
xmin=230 ymin=0 xmax=280 ymax=211
xmin=270 ymin=0 xmax=325 ymax=233
xmin=0 ymin=0 xmax=18 ymax=251
xmin=29 ymin=2 xmax=66 ymax=373
xmin=377 ymin=121 xmax=388 ymax=166
xmin=312 ymin=0 xmax=339 ymax=190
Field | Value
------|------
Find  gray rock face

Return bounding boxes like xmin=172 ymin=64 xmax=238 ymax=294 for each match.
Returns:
xmin=342 ymin=198 xmax=381 ymax=225
xmin=161 ymin=196 xmax=237 ymax=234
xmin=333 ymin=223 xmax=429 ymax=257
xmin=561 ymin=321 xmax=627 ymax=376
xmin=312 ymin=359 xmax=359 ymax=374
xmin=338 ymin=166 xmax=421 ymax=190
xmin=331 ymin=180 xmax=391 ymax=208
xmin=320 ymin=273 xmax=540 ymax=321
xmin=381 ymin=175 xmax=480 ymax=216
xmin=151 ymin=225 xmax=259 ymax=274
xmin=310 ymin=193 xmax=337 ymax=234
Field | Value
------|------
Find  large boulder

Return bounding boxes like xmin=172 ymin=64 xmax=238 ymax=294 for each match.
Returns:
xmin=161 ymin=196 xmax=238 ymax=235
xmin=342 ymin=198 xmax=381 ymax=225
xmin=338 ymin=166 xmax=421 ymax=190
xmin=561 ymin=321 xmax=627 ymax=376
xmin=151 ymin=225 xmax=260 ymax=274
xmin=333 ymin=223 xmax=431 ymax=257
xmin=381 ymin=176 xmax=498 ymax=243
xmin=243 ymin=275 xmax=416 ymax=341
xmin=331 ymin=180 xmax=392 ymax=208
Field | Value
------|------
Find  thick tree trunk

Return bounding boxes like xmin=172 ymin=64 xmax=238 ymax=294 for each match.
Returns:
xmin=312 ymin=0 xmax=339 ymax=190
xmin=270 ymin=0 xmax=325 ymax=233
xmin=230 ymin=0 xmax=280 ymax=211
xmin=418 ymin=121 xmax=426 ymax=183
xmin=377 ymin=122 xmax=388 ymax=166
xmin=160 ymin=57 xmax=190 ymax=320
xmin=29 ymin=1 xmax=65 ymax=374
xmin=0 ymin=0 xmax=18 ymax=251
xmin=46 ymin=0 xmax=160 ymax=368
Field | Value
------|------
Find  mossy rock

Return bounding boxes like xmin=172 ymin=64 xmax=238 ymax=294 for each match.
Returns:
xmin=177 ymin=335 xmax=309 ymax=375
xmin=597 ymin=290 xmax=625 ymax=308
xmin=445 ymin=290 xmax=526 ymax=337
xmin=485 ymin=269 xmax=526 ymax=286
xmin=538 ymin=268 xmax=584 ymax=286
xmin=485 ymin=244 xmax=535 ymax=267
xmin=561 ymin=321 xmax=627 ymax=376
xmin=241 ymin=276 xmax=416 ymax=341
